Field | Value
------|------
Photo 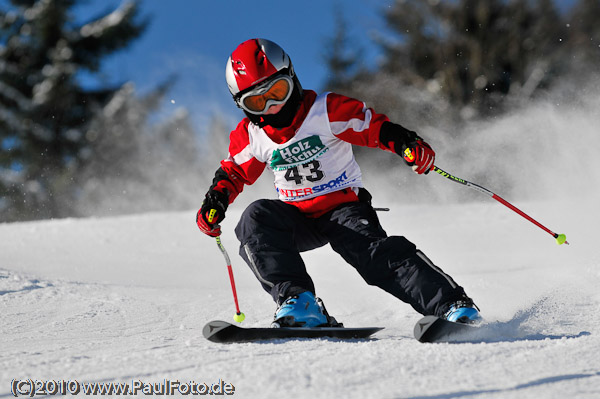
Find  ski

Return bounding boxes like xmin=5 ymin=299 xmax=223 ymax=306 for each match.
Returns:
xmin=203 ymin=320 xmax=384 ymax=343
xmin=414 ymin=315 xmax=479 ymax=343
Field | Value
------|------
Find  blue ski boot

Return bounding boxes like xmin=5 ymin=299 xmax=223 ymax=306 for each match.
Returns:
xmin=272 ymin=291 xmax=340 ymax=328
xmin=444 ymin=300 xmax=482 ymax=324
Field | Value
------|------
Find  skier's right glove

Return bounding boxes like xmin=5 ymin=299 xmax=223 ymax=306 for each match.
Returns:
xmin=196 ymin=189 xmax=229 ymax=237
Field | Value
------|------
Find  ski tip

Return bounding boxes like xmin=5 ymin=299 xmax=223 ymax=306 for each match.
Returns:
xmin=202 ymin=320 xmax=233 ymax=340
xmin=413 ymin=315 xmax=439 ymax=342
xmin=414 ymin=315 xmax=479 ymax=343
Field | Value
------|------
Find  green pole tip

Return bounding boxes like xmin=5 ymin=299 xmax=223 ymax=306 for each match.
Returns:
xmin=555 ymin=234 xmax=568 ymax=245
xmin=233 ymin=312 xmax=245 ymax=323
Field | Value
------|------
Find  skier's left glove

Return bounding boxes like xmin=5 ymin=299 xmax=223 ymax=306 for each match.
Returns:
xmin=196 ymin=189 xmax=229 ymax=237
xmin=402 ymin=139 xmax=435 ymax=175
xmin=379 ymin=121 xmax=435 ymax=175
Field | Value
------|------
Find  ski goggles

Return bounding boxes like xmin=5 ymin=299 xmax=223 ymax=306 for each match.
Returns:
xmin=236 ymin=75 xmax=294 ymax=115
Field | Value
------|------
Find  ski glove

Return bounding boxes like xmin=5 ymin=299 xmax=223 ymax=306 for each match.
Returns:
xmin=379 ymin=121 xmax=436 ymax=175
xmin=403 ymin=139 xmax=435 ymax=175
xmin=196 ymin=189 xmax=229 ymax=237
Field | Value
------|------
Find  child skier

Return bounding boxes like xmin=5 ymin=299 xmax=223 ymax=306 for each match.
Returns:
xmin=197 ymin=38 xmax=480 ymax=327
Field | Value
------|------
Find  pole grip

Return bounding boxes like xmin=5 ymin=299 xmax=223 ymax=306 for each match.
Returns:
xmin=207 ymin=209 xmax=217 ymax=223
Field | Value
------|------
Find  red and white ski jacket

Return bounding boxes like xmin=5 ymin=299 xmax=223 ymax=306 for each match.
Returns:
xmin=213 ymin=90 xmax=393 ymax=217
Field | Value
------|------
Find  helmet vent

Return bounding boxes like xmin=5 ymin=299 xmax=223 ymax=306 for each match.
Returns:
xmin=234 ymin=60 xmax=246 ymax=75
xmin=256 ymin=50 xmax=265 ymax=66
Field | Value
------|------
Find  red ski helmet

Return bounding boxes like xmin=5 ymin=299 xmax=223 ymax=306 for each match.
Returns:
xmin=226 ymin=39 xmax=303 ymax=125
xmin=226 ymin=39 xmax=292 ymax=96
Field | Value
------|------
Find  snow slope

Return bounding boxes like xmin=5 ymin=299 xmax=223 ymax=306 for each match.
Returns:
xmin=2 ymin=85 xmax=600 ymax=398
xmin=2 ymin=193 xmax=599 ymax=398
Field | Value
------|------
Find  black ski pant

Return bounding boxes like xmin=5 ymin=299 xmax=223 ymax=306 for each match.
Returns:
xmin=234 ymin=198 xmax=471 ymax=317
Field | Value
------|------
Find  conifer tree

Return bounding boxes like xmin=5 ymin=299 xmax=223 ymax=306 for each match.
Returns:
xmin=379 ymin=0 xmax=565 ymax=116
xmin=323 ymin=0 xmax=600 ymax=122
xmin=322 ymin=7 xmax=362 ymax=94
xmin=0 ymin=0 xmax=147 ymax=221
xmin=74 ymin=79 xmax=202 ymax=217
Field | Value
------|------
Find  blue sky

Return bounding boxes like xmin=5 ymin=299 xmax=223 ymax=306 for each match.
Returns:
xmin=74 ymin=0 xmax=390 ymax=129
xmin=5 ymin=0 xmax=576 ymax=131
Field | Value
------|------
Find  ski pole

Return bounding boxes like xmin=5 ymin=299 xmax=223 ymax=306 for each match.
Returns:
xmin=208 ymin=210 xmax=246 ymax=322
xmin=431 ymin=165 xmax=568 ymax=245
